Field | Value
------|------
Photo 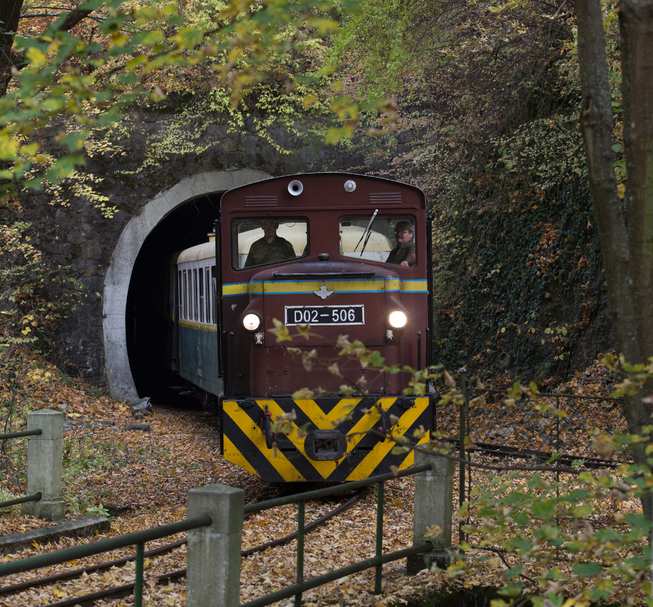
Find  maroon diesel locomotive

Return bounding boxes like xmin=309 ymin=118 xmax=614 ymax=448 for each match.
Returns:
xmin=174 ymin=173 xmax=435 ymax=482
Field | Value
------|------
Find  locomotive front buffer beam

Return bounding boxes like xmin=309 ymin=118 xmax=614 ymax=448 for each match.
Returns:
xmin=220 ymin=394 xmax=436 ymax=483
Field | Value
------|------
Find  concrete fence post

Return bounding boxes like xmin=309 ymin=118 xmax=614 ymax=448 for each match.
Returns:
xmin=21 ymin=409 xmax=66 ymax=521
xmin=407 ymin=449 xmax=455 ymax=574
xmin=186 ymin=483 xmax=244 ymax=607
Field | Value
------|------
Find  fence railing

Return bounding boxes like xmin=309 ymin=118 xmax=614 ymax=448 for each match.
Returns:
xmin=239 ymin=453 xmax=453 ymax=607
xmin=0 ymin=429 xmax=42 ymax=508
xmin=0 ymin=451 xmax=455 ymax=607
xmin=0 ymin=410 xmax=65 ymax=519
xmin=0 ymin=513 xmax=212 ymax=607
xmin=456 ymin=371 xmax=625 ymax=540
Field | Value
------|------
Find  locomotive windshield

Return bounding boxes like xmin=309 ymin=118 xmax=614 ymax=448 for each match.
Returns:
xmin=232 ymin=217 xmax=308 ymax=269
xmin=339 ymin=215 xmax=416 ymax=266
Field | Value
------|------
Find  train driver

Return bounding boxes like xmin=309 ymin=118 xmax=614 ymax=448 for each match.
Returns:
xmin=386 ymin=221 xmax=416 ymax=267
xmin=245 ymin=219 xmax=296 ymax=267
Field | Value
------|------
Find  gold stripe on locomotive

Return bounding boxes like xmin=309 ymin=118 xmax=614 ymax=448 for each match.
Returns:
xmin=221 ymin=396 xmax=432 ymax=482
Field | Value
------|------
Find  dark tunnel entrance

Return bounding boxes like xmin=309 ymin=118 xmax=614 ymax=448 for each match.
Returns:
xmin=126 ymin=193 xmax=223 ymax=397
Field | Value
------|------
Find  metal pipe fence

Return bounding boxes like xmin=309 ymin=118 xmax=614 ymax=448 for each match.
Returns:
xmin=0 ymin=455 xmax=454 ymax=607
xmin=0 ymin=514 xmax=213 ymax=607
xmin=0 ymin=428 xmax=43 ymax=510
xmin=0 ymin=430 xmax=43 ymax=440
xmin=455 ymin=370 xmax=626 ymax=541
xmin=241 ymin=463 xmax=434 ymax=607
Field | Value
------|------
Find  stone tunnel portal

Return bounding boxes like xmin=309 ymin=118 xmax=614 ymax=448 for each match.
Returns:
xmin=126 ymin=193 xmax=221 ymax=397
xmin=103 ymin=170 xmax=271 ymax=401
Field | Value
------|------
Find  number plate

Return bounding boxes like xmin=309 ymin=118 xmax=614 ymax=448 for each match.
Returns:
xmin=285 ymin=305 xmax=365 ymax=326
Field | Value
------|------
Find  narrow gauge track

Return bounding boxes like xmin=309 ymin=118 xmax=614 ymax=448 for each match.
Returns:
xmin=444 ymin=438 xmax=630 ymax=469
xmin=0 ymin=490 xmax=364 ymax=607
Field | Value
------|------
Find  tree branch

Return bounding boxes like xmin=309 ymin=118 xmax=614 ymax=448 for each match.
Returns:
xmin=55 ymin=8 xmax=94 ymax=33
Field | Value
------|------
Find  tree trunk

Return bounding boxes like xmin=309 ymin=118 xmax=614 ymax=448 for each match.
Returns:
xmin=621 ymin=0 xmax=653 ymax=377
xmin=1 ymin=3 xmax=94 ymax=97
xmin=576 ymin=0 xmax=635 ymax=362
xmin=576 ymin=0 xmax=653 ymax=517
xmin=0 ymin=0 xmax=25 ymax=97
xmin=56 ymin=9 xmax=94 ymax=34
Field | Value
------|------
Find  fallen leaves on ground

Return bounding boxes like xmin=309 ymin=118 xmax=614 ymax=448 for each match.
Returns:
xmin=0 ymin=348 xmax=647 ymax=605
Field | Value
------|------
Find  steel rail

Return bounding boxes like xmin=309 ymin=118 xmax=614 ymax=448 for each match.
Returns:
xmin=241 ymin=489 xmax=364 ymax=557
xmin=442 ymin=437 xmax=630 ymax=468
xmin=39 ymin=569 xmax=187 ymax=607
xmin=0 ymin=539 xmax=187 ymax=597
xmin=468 ymin=387 xmax=623 ymax=401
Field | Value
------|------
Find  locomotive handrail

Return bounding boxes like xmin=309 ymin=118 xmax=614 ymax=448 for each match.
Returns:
xmin=272 ymin=271 xmax=376 ymax=277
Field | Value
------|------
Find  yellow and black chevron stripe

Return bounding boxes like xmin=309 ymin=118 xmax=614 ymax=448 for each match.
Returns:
xmin=221 ymin=396 xmax=434 ymax=482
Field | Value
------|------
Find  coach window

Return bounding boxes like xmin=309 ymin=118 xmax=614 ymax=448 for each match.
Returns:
xmin=197 ymin=269 xmax=203 ymax=323
xmin=178 ymin=270 xmax=184 ymax=320
xmin=339 ymin=215 xmax=416 ymax=266
xmin=211 ymin=266 xmax=217 ymax=324
xmin=204 ymin=267 xmax=211 ymax=324
xmin=182 ymin=270 xmax=188 ymax=320
xmin=191 ymin=269 xmax=197 ymax=321
xmin=232 ymin=217 xmax=308 ymax=270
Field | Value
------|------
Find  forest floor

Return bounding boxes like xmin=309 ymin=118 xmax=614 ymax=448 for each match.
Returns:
xmin=0 ymin=347 xmax=645 ymax=606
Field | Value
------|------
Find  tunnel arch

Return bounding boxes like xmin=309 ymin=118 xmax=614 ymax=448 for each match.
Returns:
xmin=102 ymin=169 xmax=271 ymax=400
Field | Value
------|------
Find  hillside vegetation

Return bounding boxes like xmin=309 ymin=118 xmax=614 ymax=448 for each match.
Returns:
xmin=1 ymin=0 xmax=619 ymax=383
xmin=328 ymin=0 xmax=619 ymax=382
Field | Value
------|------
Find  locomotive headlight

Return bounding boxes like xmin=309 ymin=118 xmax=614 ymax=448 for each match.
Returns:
xmin=388 ymin=310 xmax=408 ymax=329
xmin=242 ymin=313 xmax=262 ymax=332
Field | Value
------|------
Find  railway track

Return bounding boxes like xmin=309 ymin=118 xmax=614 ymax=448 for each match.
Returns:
xmin=445 ymin=438 xmax=630 ymax=469
xmin=0 ymin=489 xmax=365 ymax=607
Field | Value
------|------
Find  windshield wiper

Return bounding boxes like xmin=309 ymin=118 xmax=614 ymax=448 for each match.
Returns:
xmin=353 ymin=209 xmax=378 ymax=257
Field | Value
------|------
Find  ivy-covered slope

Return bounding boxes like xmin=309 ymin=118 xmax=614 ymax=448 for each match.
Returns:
xmin=331 ymin=0 xmax=621 ymax=380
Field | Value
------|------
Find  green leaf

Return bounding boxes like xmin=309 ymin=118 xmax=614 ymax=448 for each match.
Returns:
xmin=504 ymin=565 xmax=522 ymax=580
xmin=366 ymin=350 xmax=385 ymax=367
xmin=573 ymin=562 xmax=603 ymax=578
xmin=532 ymin=499 xmax=555 ymax=522
xmin=572 ymin=503 xmax=593 ymax=518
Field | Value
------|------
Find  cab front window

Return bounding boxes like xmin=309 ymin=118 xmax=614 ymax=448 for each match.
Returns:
xmin=339 ymin=215 xmax=416 ymax=266
xmin=232 ymin=217 xmax=308 ymax=270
